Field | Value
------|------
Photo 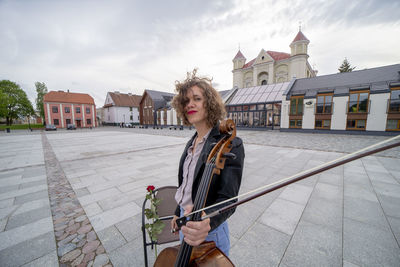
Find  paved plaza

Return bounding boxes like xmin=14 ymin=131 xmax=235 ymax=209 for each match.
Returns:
xmin=0 ymin=127 xmax=399 ymax=266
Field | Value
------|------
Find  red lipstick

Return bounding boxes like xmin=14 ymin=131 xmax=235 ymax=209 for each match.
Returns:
xmin=187 ymin=110 xmax=197 ymax=115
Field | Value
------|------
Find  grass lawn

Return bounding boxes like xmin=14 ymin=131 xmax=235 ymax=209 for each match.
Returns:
xmin=0 ymin=124 xmax=44 ymax=130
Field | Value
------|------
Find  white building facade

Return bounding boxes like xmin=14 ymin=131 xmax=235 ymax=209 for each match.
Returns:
xmin=103 ymin=92 xmax=141 ymax=125
xmin=282 ymin=64 xmax=400 ymax=133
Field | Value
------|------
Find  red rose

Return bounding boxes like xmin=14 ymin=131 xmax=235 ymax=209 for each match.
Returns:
xmin=147 ymin=185 xmax=155 ymax=192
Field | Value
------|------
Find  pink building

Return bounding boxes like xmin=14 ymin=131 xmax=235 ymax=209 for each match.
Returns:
xmin=43 ymin=90 xmax=97 ymax=128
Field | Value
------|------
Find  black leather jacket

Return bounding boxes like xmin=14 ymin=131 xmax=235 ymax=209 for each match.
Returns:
xmin=174 ymin=124 xmax=245 ymax=231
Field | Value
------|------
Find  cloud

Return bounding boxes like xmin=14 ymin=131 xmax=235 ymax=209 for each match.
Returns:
xmin=0 ymin=0 xmax=399 ymax=107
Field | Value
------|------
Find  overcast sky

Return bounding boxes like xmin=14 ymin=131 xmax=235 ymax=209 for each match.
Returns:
xmin=1 ymin=0 xmax=400 ymax=107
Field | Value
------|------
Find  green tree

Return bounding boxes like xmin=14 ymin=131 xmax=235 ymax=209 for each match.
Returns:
xmin=338 ymin=58 xmax=356 ymax=73
xmin=0 ymin=80 xmax=35 ymax=126
xmin=35 ymin=82 xmax=48 ymax=124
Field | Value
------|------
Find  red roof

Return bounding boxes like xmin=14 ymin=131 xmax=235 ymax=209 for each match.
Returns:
xmin=233 ymin=50 xmax=246 ymax=60
xmin=107 ymin=92 xmax=141 ymax=107
xmin=267 ymin=51 xmax=291 ymax=61
xmin=291 ymin=30 xmax=309 ymax=43
xmin=241 ymin=51 xmax=290 ymax=69
xmin=242 ymin=58 xmax=256 ymax=68
xmin=44 ymin=91 xmax=95 ymax=105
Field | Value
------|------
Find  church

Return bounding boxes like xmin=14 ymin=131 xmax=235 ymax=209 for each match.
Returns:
xmin=232 ymin=29 xmax=316 ymax=88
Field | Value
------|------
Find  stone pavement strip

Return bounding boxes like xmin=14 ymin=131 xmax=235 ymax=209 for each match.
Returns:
xmin=42 ymin=133 xmax=112 ymax=267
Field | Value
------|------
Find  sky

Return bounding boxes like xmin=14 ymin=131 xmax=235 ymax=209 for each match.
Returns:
xmin=1 ymin=0 xmax=400 ymax=108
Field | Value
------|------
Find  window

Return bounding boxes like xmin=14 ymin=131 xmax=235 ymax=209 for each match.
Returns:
xmin=54 ymin=119 xmax=59 ymax=125
xmin=387 ymin=120 xmax=400 ymax=131
xmin=87 ymin=119 xmax=91 ymax=125
xmin=348 ymin=91 xmax=369 ymax=113
xmin=316 ymin=94 xmax=333 ymax=114
xmin=289 ymin=120 xmax=302 ymax=128
xmin=86 ymin=107 xmax=90 ymax=114
xmin=290 ymin=96 xmax=303 ymax=115
xmin=65 ymin=107 xmax=70 ymax=113
xmin=261 ymin=80 xmax=267 ymax=85
xmin=347 ymin=119 xmax=366 ymax=130
xmin=388 ymin=87 xmax=400 ymax=113
xmin=66 ymin=119 xmax=71 ymax=125
xmin=315 ymin=119 xmax=331 ymax=129
xmin=76 ymin=107 xmax=81 ymax=113
xmin=130 ymin=107 xmax=133 ymax=111
xmin=52 ymin=106 xmax=58 ymax=113
xmin=130 ymin=115 xmax=133 ymax=120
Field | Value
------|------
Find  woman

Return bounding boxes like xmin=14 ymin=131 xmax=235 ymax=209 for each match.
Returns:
xmin=171 ymin=70 xmax=245 ymax=256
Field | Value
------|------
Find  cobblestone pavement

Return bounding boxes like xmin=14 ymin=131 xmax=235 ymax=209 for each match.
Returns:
xmin=0 ymin=127 xmax=399 ymax=266
xmin=42 ymin=133 xmax=112 ymax=267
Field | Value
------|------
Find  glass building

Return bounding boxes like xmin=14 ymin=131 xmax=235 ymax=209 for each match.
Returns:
xmin=225 ymin=82 xmax=291 ymax=128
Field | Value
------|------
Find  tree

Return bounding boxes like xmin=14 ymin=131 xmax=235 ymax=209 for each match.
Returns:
xmin=35 ymin=82 xmax=48 ymax=123
xmin=0 ymin=80 xmax=35 ymax=126
xmin=338 ymin=58 xmax=356 ymax=73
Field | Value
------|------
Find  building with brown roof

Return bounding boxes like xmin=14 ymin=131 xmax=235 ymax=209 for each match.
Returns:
xmin=43 ymin=90 xmax=97 ymax=128
xmin=139 ymin=89 xmax=176 ymax=126
xmin=232 ymin=29 xmax=317 ymax=88
xmin=103 ymin=91 xmax=142 ymax=125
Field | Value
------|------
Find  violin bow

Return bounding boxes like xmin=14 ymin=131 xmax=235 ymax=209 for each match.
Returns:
xmin=198 ymin=134 xmax=400 ymax=221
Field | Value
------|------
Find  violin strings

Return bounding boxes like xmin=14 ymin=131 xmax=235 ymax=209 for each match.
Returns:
xmin=183 ymin=134 xmax=400 ymax=219
xmin=176 ymin=158 xmax=216 ymax=266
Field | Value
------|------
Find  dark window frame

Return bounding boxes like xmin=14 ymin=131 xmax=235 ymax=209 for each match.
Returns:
xmin=52 ymin=106 xmax=58 ymax=113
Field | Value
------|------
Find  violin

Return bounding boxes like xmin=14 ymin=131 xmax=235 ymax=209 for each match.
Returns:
xmin=154 ymin=119 xmax=237 ymax=267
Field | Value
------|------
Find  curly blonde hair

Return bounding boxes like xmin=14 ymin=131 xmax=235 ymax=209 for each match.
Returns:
xmin=172 ymin=69 xmax=226 ymax=127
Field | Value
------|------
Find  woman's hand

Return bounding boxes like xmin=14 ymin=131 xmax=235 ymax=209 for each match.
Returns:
xmin=171 ymin=215 xmax=179 ymax=235
xmin=181 ymin=206 xmax=211 ymax=246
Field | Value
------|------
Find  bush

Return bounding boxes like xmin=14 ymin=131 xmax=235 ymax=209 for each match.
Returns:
xmin=0 ymin=124 xmax=43 ymax=130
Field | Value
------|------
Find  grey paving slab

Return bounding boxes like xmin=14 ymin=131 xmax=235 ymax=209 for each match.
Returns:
xmin=115 ymin=214 xmax=142 ymax=242
xmin=108 ymin=238 xmax=144 ymax=267
xmin=259 ymin=198 xmax=305 ymax=235
xmin=229 ymin=222 xmax=290 ymax=267
xmin=344 ymin=196 xmax=390 ymax=229
xmin=6 ymin=206 xmax=51 ymax=231
xmin=343 ymin=217 xmax=400 ymax=266
xmin=302 ymin=194 xmax=343 ymax=231
xmin=21 ymin=250 xmax=58 ymax=267
xmin=97 ymin=225 xmax=127 ymax=252
xmin=378 ymin=194 xmax=400 ymax=218
xmin=14 ymin=189 xmax=48 ymax=205
xmin=0 ymin=231 xmax=56 ymax=267
xmin=0 ymin=217 xmax=53 ymax=251
xmin=278 ymin=183 xmax=314 ymax=205
xmin=0 ymin=198 xmax=14 ymax=209
xmin=0 ymin=184 xmax=47 ymax=201
xmin=90 ymin=202 xmax=141 ymax=232
xmin=280 ymin=220 xmax=342 ymax=267
xmin=387 ymin=216 xmax=400 ymax=244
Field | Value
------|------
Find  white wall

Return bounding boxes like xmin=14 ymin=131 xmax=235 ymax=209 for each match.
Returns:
xmin=280 ymin=99 xmax=290 ymax=128
xmin=302 ymin=99 xmax=315 ymax=129
xmin=331 ymin=96 xmax=347 ymax=130
xmin=366 ymin=93 xmax=389 ymax=131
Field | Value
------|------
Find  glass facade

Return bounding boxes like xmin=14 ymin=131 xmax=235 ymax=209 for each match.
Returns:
xmin=226 ymin=82 xmax=290 ymax=128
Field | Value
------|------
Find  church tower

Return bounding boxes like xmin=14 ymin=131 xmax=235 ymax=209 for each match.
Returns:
xmin=232 ymin=50 xmax=246 ymax=88
xmin=290 ymin=29 xmax=310 ymax=56
xmin=289 ymin=28 xmax=311 ymax=79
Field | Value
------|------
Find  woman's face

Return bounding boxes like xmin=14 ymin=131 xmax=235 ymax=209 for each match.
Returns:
xmin=185 ymin=85 xmax=207 ymax=127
